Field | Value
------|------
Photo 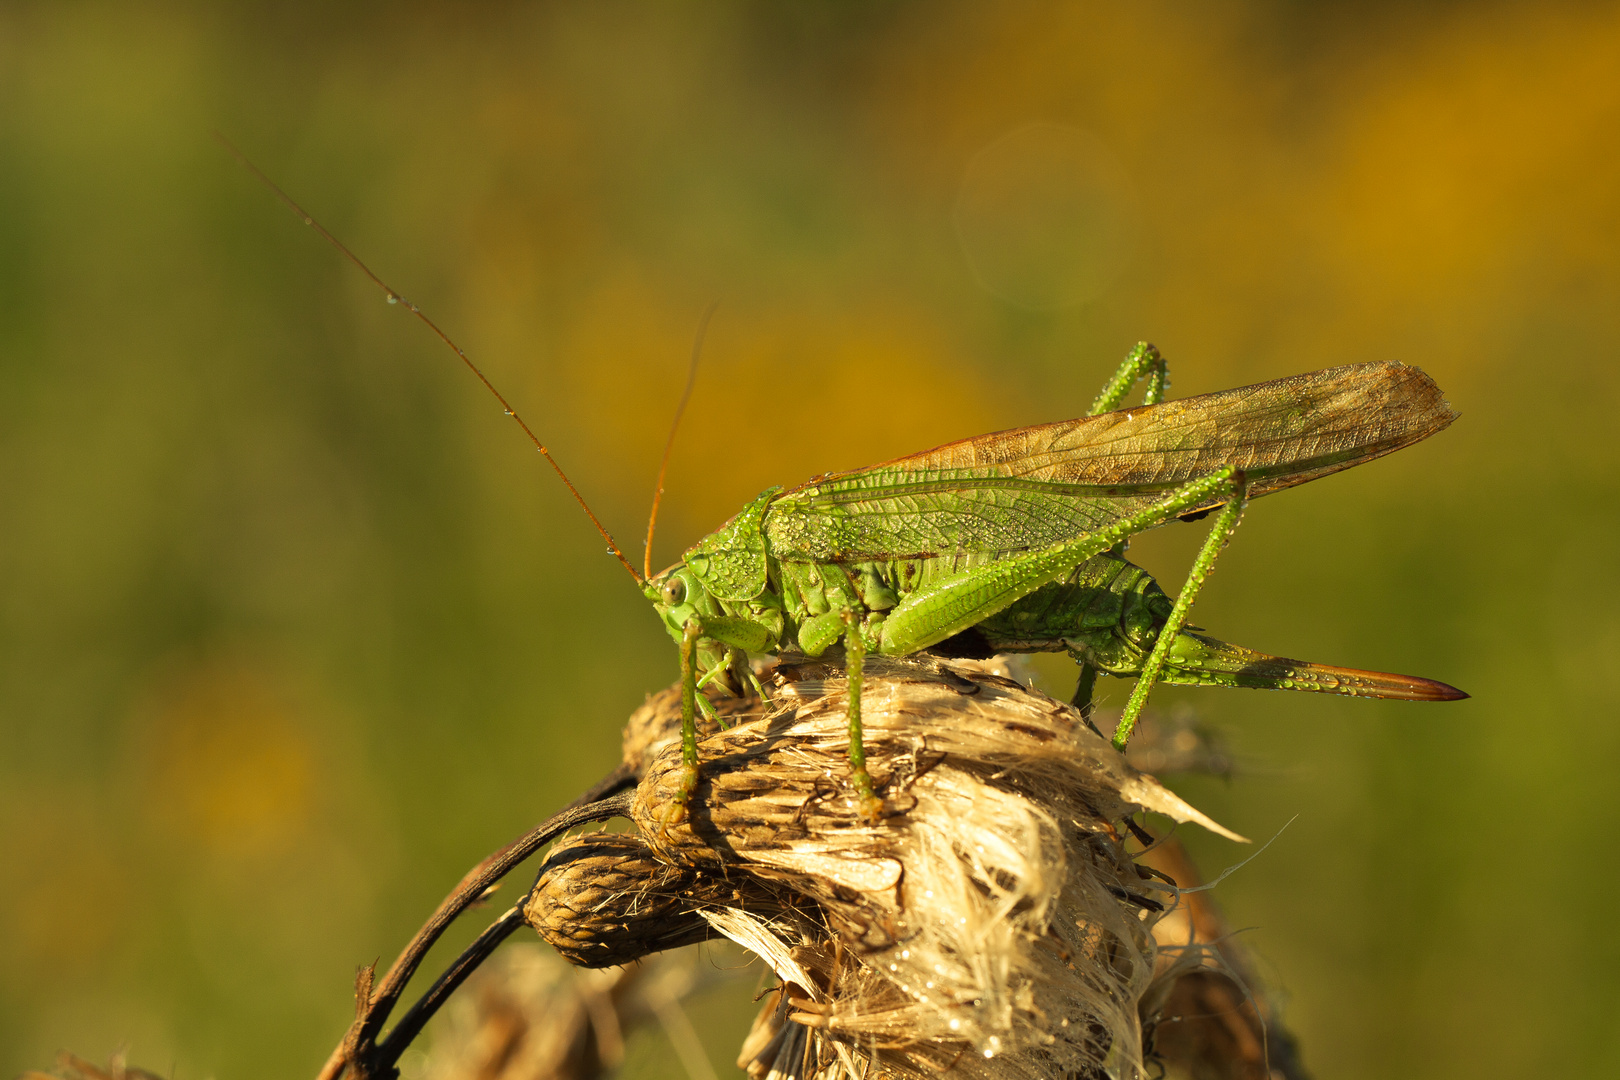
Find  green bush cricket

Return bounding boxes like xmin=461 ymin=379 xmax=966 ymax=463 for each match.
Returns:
xmin=232 ymin=147 xmax=1466 ymax=827
xmin=643 ymin=345 xmax=1465 ymax=820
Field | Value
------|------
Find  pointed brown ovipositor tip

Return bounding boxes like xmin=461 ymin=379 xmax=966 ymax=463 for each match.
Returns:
xmin=1319 ymin=665 xmax=1470 ymax=701
xmin=1318 ymin=664 xmax=1469 ymax=701
xmin=1411 ymin=676 xmax=1469 ymax=701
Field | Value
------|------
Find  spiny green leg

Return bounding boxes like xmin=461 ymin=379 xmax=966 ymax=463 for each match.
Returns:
xmin=671 ymin=619 xmax=704 ymax=815
xmin=1088 ymin=342 xmax=1169 ymax=416
xmin=691 ymin=683 xmax=721 ymax=723
xmin=841 ymin=611 xmax=883 ymax=822
xmin=1112 ymin=477 xmax=1250 ymax=750
xmin=739 ymin=654 xmax=771 ymax=706
xmin=1089 ymin=343 xmax=1168 ymax=557
xmin=1071 ymin=662 xmax=1098 ymax=721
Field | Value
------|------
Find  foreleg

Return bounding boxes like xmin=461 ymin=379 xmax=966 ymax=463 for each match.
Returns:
xmin=669 ymin=614 xmax=776 ymax=820
xmin=668 ymin=619 xmax=704 ymax=820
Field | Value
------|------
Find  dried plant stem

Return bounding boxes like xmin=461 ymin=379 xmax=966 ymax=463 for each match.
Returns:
xmin=316 ymin=656 xmax=1314 ymax=1080
xmin=316 ymin=771 xmax=636 ymax=1080
xmin=1142 ymin=837 xmax=1312 ymax=1080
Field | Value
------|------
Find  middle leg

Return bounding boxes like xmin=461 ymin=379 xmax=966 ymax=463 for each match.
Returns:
xmin=1071 ymin=662 xmax=1099 ymax=722
xmin=841 ymin=610 xmax=882 ymax=822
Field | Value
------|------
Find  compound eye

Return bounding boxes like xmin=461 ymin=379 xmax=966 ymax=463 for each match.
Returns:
xmin=660 ymin=577 xmax=687 ymax=606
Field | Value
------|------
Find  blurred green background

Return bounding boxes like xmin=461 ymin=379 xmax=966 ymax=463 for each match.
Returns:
xmin=2 ymin=1 xmax=1618 ymax=1077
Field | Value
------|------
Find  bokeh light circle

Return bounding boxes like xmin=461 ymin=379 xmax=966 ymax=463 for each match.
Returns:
xmin=954 ymin=123 xmax=1139 ymax=309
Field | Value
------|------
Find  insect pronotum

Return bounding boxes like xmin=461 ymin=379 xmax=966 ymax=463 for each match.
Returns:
xmin=228 ymin=141 xmax=1466 ymax=825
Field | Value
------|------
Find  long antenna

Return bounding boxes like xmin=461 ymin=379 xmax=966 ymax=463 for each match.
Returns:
xmin=217 ymin=134 xmax=643 ymax=586
xmin=643 ymin=301 xmax=717 ymax=581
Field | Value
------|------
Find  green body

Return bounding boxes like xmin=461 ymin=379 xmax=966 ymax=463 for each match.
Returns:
xmin=646 ymin=346 xmax=1465 ymax=816
xmin=654 ymin=523 xmax=1453 ymax=708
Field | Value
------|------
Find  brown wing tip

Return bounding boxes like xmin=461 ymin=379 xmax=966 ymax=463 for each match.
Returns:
xmin=1387 ymin=360 xmax=1461 ymax=428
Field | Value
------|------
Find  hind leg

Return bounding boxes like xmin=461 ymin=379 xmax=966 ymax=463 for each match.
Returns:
xmin=1111 ymin=478 xmax=1250 ymax=749
xmin=1088 ymin=342 xmax=1169 ymax=416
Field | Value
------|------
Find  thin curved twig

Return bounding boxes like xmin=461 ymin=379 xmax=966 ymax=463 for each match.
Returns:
xmin=375 ymin=905 xmax=527 ymax=1068
xmin=316 ymin=770 xmax=636 ymax=1080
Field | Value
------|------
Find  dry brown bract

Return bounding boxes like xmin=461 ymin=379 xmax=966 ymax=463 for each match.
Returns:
xmin=524 ymin=656 xmax=1246 ymax=1079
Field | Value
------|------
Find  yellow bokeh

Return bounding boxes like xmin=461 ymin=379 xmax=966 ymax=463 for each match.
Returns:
xmin=2 ymin=3 xmax=1617 ymax=1078
xmin=135 ymin=659 xmax=317 ymax=859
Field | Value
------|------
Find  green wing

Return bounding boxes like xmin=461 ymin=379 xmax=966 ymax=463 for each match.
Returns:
xmin=764 ymin=362 xmax=1455 ymax=563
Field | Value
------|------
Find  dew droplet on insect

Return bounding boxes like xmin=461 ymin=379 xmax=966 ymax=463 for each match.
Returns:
xmin=386 ymin=293 xmax=398 ymax=304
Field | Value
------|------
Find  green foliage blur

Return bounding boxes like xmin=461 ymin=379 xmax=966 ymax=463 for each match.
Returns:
xmin=2 ymin=2 xmax=1617 ymax=1077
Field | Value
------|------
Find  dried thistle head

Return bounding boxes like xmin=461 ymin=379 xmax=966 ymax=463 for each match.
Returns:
xmin=524 ymin=655 xmax=1245 ymax=1079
